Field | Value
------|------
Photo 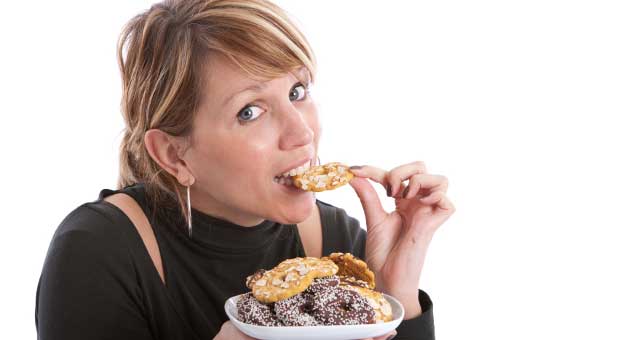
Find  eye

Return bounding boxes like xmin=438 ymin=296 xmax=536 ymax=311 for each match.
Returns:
xmin=289 ymin=82 xmax=308 ymax=101
xmin=236 ymin=105 xmax=265 ymax=124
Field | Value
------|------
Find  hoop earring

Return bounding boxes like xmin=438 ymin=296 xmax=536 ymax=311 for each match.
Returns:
xmin=187 ymin=185 xmax=193 ymax=237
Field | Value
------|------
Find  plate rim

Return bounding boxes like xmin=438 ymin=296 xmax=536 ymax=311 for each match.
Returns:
xmin=225 ymin=291 xmax=404 ymax=330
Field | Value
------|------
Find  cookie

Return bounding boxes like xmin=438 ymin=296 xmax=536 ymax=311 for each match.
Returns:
xmin=322 ymin=252 xmax=376 ymax=289
xmin=236 ymin=292 xmax=282 ymax=326
xmin=313 ymin=287 xmax=376 ymax=325
xmin=252 ymin=257 xmax=339 ymax=303
xmin=340 ymin=285 xmax=393 ymax=323
xmin=274 ymin=292 xmax=319 ymax=326
xmin=246 ymin=269 xmax=266 ymax=289
xmin=292 ymin=162 xmax=354 ymax=192
xmin=305 ymin=275 xmax=340 ymax=294
xmin=338 ymin=275 xmax=371 ymax=289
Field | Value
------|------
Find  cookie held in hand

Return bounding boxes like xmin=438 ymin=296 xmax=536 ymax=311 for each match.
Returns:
xmin=292 ymin=162 xmax=355 ymax=192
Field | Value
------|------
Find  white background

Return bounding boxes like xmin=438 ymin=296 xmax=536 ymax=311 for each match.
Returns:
xmin=1 ymin=0 xmax=617 ymax=339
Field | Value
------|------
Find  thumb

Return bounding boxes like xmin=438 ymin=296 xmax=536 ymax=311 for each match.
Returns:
xmin=349 ymin=177 xmax=387 ymax=228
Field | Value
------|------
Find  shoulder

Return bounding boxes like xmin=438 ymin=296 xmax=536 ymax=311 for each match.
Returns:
xmin=316 ymin=200 xmax=367 ymax=259
xmin=44 ymin=200 xmax=139 ymax=270
xmin=49 ymin=183 xmax=149 ymax=250
xmin=38 ymin=201 xmax=142 ymax=303
xmin=56 ymin=199 xmax=133 ymax=238
xmin=36 ymin=201 xmax=152 ymax=338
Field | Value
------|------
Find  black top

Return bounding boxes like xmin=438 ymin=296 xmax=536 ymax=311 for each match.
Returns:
xmin=36 ymin=183 xmax=434 ymax=340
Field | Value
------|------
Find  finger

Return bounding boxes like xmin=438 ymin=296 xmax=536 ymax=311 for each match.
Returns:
xmin=348 ymin=177 xmax=388 ymax=228
xmin=349 ymin=165 xmax=390 ymax=194
xmin=404 ymin=174 xmax=448 ymax=200
xmin=421 ymin=191 xmax=456 ymax=213
xmin=436 ymin=193 xmax=456 ymax=213
xmin=386 ymin=161 xmax=428 ymax=197
xmin=222 ymin=321 xmax=257 ymax=339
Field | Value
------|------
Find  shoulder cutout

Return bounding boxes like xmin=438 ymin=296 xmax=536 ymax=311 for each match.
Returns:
xmin=103 ymin=193 xmax=166 ymax=285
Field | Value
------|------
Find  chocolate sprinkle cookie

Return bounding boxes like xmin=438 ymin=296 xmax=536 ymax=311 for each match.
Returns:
xmin=305 ymin=275 xmax=340 ymax=294
xmin=236 ymin=293 xmax=281 ymax=326
xmin=313 ymin=287 xmax=376 ymax=325
xmin=273 ymin=292 xmax=319 ymax=326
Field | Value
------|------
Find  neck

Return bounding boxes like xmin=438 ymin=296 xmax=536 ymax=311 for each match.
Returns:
xmin=190 ymin=188 xmax=266 ymax=227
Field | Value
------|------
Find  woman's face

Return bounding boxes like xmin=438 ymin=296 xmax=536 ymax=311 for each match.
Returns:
xmin=183 ymin=53 xmax=321 ymax=226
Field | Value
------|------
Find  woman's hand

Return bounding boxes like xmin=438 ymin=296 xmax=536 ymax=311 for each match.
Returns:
xmin=348 ymin=161 xmax=455 ymax=319
xmin=213 ymin=321 xmax=256 ymax=340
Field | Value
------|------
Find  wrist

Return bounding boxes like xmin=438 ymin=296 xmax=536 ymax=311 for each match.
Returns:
xmin=408 ymin=229 xmax=434 ymax=247
xmin=402 ymin=295 xmax=423 ymax=320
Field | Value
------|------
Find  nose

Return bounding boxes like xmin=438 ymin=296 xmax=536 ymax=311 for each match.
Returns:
xmin=278 ymin=104 xmax=314 ymax=150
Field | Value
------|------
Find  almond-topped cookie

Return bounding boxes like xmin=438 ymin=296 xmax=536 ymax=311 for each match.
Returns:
xmin=322 ymin=252 xmax=376 ymax=289
xmin=251 ymin=257 xmax=339 ymax=303
xmin=292 ymin=162 xmax=354 ymax=192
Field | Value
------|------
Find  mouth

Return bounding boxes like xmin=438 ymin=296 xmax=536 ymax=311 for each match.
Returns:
xmin=273 ymin=159 xmax=312 ymax=187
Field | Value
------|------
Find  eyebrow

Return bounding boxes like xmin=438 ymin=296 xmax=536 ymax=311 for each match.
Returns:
xmin=222 ymin=82 xmax=267 ymax=108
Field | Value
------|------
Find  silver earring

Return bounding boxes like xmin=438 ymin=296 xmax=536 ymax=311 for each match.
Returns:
xmin=187 ymin=184 xmax=192 ymax=237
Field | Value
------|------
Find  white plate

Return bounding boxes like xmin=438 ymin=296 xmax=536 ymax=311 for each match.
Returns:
xmin=225 ymin=293 xmax=404 ymax=340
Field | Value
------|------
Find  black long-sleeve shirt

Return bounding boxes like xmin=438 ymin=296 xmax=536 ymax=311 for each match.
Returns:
xmin=36 ymin=183 xmax=434 ymax=339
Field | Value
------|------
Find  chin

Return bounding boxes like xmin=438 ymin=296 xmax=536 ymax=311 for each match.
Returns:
xmin=272 ymin=195 xmax=315 ymax=224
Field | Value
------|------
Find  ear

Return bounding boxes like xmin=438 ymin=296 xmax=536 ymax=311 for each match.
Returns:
xmin=144 ymin=129 xmax=195 ymax=186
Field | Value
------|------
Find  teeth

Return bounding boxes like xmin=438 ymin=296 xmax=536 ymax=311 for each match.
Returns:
xmin=278 ymin=161 xmax=311 ymax=178
xmin=273 ymin=176 xmax=294 ymax=186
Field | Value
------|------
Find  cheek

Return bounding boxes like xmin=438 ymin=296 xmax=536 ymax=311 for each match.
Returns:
xmin=196 ymin=131 xmax=273 ymax=178
xmin=307 ymin=107 xmax=321 ymax=145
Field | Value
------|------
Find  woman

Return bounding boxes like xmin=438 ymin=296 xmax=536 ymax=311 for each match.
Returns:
xmin=35 ymin=0 xmax=455 ymax=339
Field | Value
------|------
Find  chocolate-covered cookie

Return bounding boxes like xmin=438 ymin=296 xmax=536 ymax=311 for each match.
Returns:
xmin=313 ymin=287 xmax=376 ymax=325
xmin=236 ymin=293 xmax=281 ymax=326
xmin=274 ymin=292 xmax=319 ymax=326
xmin=306 ymin=275 xmax=340 ymax=294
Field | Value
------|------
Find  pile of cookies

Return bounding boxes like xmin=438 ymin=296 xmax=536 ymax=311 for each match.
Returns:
xmin=237 ymin=253 xmax=393 ymax=327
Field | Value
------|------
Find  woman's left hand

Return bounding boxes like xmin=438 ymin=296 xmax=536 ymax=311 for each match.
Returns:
xmin=348 ymin=161 xmax=455 ymax=319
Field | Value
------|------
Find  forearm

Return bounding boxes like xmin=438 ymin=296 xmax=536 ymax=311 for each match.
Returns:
xmin=377 ymin=234 xmax=432 ymax=319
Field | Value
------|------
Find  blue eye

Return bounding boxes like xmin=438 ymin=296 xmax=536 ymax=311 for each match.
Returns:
xmin=236 ymin=105 xmax=265 ymax=124
xmin=289 ymin=83 xmax=308 ymax=101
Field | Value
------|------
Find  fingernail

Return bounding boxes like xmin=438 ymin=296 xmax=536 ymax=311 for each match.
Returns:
xmin=349 ymin=165 xmax=363 ymax=170
xmin=402 ymin=185 xmax=410 ymax=198
xmin=386 ymin=184 xmax=392 ymax=197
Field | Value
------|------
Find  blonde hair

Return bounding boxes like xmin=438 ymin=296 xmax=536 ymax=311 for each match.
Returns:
xmin=117 ymin=0 xmax=316 ymax=228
